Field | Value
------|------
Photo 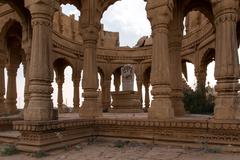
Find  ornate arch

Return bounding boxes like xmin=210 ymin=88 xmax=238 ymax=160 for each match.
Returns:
xmin=0 ymin=19 xmax=23 ymax=51
xmin=182 ymin=0 xmax=214 ymax=25
xmin=200 ymin=48 xmax=215 ymax=68
xmin=97 ymin=66 xmax=105 ymax=80
xmin=53 ymin=57 xmax=74 ymax=77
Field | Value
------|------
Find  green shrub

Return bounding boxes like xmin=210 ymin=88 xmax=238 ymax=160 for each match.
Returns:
xmin=32 ymin=151 xmax=48 ymax=158
xmin=0 ymin=145 xmax=19 ymax=156
xmin=87 ymin=136 xmax=97 ymax=145
xmin=183 ymin=87 xmax=214 ymax=114
xmin=113 ymin=140 xmax=126 ymax=148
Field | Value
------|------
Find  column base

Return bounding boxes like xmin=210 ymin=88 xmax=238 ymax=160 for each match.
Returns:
xmin=24 ymin=100 xmax=57 ymax=121
xmin=0 ymin=99 xmax=6 ymax=115
xmin=171 ymin=98 xmax=185 ymax=116
xmin=214 ymin=96 xmax=239 ymax=120
xmin=79 ymin=98 xmax=102 ymax=118
xmin=148 ymin=98 xmax=174 ymax=120
xmin=72 ymin=107 xmax=79 ymax=113
xmin=5 ymin=101 xmax=18 ymax=115
xmin=171 ymin=90 xmax=185 ymax=116
xmin=102 ymin=101 xmax=111 ymax=112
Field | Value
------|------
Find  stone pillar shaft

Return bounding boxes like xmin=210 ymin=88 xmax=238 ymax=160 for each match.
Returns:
xmin=73 ymin=79 xmax=80 ymax=113
xmin=57 ymin=79 xmax=63 ymax=112
xmin=0 ymin=62 xmax=5 ymax=114
xmin=24 ymin=0 xmax=56 ymax=121
xmin=102 ymin=79 xmax=111 ymax=111
xmin=212 ymin=0 xmax=240 ymax=120
xmin=23 ymin=52 xmax=30 ymax=109
xmin=149 ymin=26 xmax=173 ymax=119
xmin=137 ymin=80 xmax=143 ymax=106
xmin=147 ymin=0 xmax=174 ymax=119
xmin=143 ymin=81 xmax=150 ymax=110
xmin=169 ymin=31 xmax=185 ymax=116
xmin=5 ymin=65 xmax=18 ymax=114
xmin=196 ymin=66 xmax=207 ymax=90
xmin=114 ymin=73 xmax=120 ymax=92
xmin=80 ymin=26 xmax=101 ymax=117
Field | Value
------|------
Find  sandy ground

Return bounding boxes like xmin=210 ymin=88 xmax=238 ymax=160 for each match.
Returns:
xmin=1 ymin=140 xmax=240 ymax=160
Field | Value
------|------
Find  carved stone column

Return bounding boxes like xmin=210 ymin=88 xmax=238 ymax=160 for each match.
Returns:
xmin=169 ymin=4 xmax=185 ymax=116
xmin=143 ymin=80 xmax=150 ymax=110
xmin=23 ymin=48 xmax=31 ymax=110
xmin=79 ymin=25 xmax=101 ymax=117
xmin=211 ymin=0 xmax=240 ymax=120
xmin=72 ymin=78 xmax=80 ymax=113
xmin=0 ymin=60 xmax=5 ymax=114
xmin=137 ymin=78 xmax=143 ymax=107
xmin=56 ymin=78 xmax=64 ymax=113
xmin=24 ymin=0 xmax=56 ymax=121
xmin=195 ymin=66 xmax=207 ymax=91
xmin=102 ymin=77 xmax=111 ymax=112
xmin=5 ymin=64 xmax=18 ymax=114
xmin=114 ymin=72 xmax=121 ymax=92
xmin=147 ymin=0 xmax=174 ymax=119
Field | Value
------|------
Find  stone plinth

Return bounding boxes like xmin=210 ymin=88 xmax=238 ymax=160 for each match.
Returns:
xmin=12 ymin=117 xmax=240 ymax=152
xmin=110 ymin=91 xmax=143 ymax=113
xmin=13 ymin=119 xmax=94 ymax=152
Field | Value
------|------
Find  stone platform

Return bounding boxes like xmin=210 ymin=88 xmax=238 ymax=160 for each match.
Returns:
xmin=8 ymin=113 xmax=240 ymax=152
xmin=111 ymin=91 xmax=143 ymax=113
xmin=0 ymin=116 xmax=22 ymax=131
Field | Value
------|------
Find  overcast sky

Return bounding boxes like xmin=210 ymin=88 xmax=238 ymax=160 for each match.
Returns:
xmin=61 ymin=0 xmax=151 ymax=47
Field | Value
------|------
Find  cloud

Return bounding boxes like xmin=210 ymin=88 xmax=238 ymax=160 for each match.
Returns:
xmin=61 ymin=0 xmax=151 ymax=47
xmin=61 ymin=4 xmax=80 ymax=20
xmin=101 ymin=0 xmax=151 ymax=47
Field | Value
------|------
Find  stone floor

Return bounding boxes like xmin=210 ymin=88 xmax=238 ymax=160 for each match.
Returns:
xmin=1 ymin=140 xmax=240 ymax=160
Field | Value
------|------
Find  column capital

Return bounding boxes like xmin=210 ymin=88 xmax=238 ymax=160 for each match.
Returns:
xmin=211 ymin=0 xmax=239 ymax=24
xmin=6 ymin=63 xmax=19 ymax=71
xmin=73 ymin=79 xmax=80 ymax=87
xmin=56 ymin=79 xmax=64 ymax=85
xmin=25 ymin=0 xmax=58 ymax=15
xmin=55 ymin=73 xmax=64 ymax=83
xmin=143 ymin=80 xmax=150 ymax=87
xmin=79 ymin=25 xmax=100 ymax=43
xmin=146 ymin=0 xmax=174 ymax=30
xmin=104 ymin=74 xmax=112 ymax=82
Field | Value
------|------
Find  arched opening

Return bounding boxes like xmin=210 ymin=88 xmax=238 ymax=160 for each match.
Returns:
xmin=63 ymin=66 xmax=73 ymax=109
xmin=112 ymin=67 xmax=122 ymax=92
xmin=183 ymin=10 xmax=212 ymax=38
xmin=201 ymin=49 xmax=216 ymax=89
xmin=182 ymin=0 xmax=214 ymax=89
xmin=80 ymin=70 xmax=84 ymax=106
xmin=143 ymin=67 xmax=152 ymax=111
xmin=182 ymin=60 xmax=197 ymax=90
xmin=16 ymin=63 xmax=25 ymax=109
xmin=52 ymin=58 xmax=73 ymax=113
xmin=2 ymin=21 xmax=25 ymax=115
xmin=98 ymin=67 xmax=104 ymax=91
xmin=101 ymin=0 xmax=151 ymax=47
xmin=61 ymin=4 xmax=80 ymax=20
xmin=237 ymin=21 xmax=240 ymax=84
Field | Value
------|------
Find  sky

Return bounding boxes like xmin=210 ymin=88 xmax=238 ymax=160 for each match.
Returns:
xmin=5 ymin=0 xmax=237 ymax=109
